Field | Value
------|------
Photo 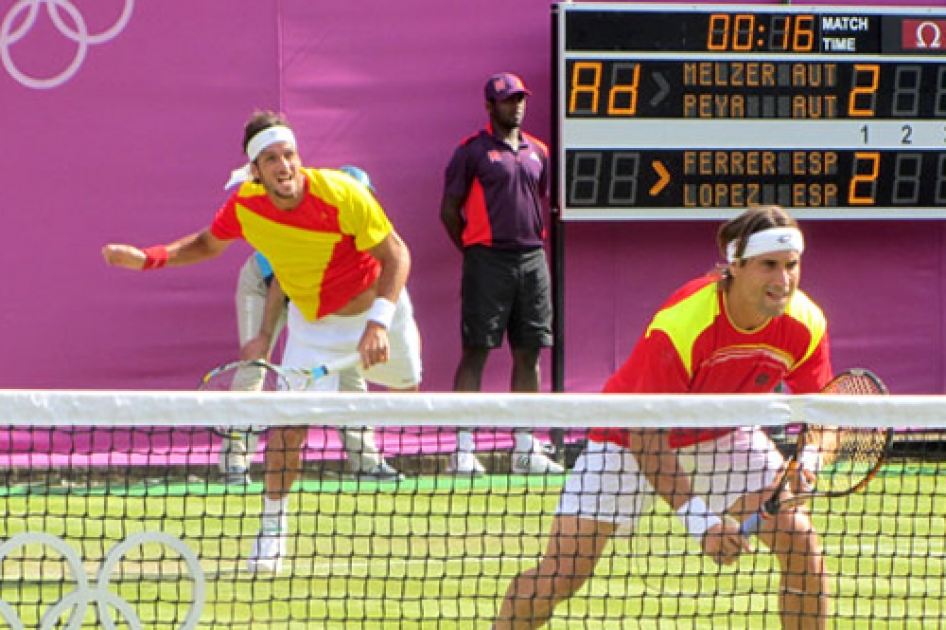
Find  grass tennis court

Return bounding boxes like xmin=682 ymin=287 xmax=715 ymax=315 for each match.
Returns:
xmin=1 ymin=463 xmax=943 ymax=629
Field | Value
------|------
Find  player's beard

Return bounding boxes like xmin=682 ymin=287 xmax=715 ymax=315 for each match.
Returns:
xmin=725 ymin=280 xmax=794 ymax=330
xmin=266 ymin=173 xmax=303 ymax=206
xmin=760 ymin=284 xmax=793 ymax=319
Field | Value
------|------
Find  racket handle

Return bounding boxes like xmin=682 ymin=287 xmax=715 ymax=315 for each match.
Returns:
xmin=314 ymin=353 xmax=363 ymax=377
xmin=740 ymin=511 xmax=767 ymax=539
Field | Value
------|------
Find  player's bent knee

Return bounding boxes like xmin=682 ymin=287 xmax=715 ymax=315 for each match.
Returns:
xmin=536 ymin=565 xmax=592 ymax=602
xmin=768 ymin=509 xmax=820 ymax=554
xmin=552 ymin=574 xmax=590 ymax=602
xmin=279 ymin=427 xmax=308 ymax=448
xmin=516 ymin=559 xmax=591 ymax=606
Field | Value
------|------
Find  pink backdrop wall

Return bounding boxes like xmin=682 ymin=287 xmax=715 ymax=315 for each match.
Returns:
xmin=2 ymin=0 xmax=944 ymax=397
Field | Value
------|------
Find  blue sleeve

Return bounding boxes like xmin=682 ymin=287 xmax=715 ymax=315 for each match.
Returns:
xmin=254 ymin=251 xmax=274 ymax=280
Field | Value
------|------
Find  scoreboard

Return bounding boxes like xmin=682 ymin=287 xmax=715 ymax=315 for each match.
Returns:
xmin=553 ymin=4 xmax=946 ymax=220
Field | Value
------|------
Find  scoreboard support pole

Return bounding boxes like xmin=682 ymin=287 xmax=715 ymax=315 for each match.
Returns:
xmin=550 ymin=5 xmax=566 ymax=460
xmin=549 ymin=208 xmax=566 ymax=459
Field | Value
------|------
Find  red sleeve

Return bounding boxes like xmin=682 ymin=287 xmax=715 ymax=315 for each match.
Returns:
xmin=602 ymin=329 xmax=690 ymax=394
xmin=784 ymin=331 xmax=834 ymax=394
xmin=525 ymin=133 xmax=550 ymax=198
xmin=209 ymin=197 xmax=243 ymax=241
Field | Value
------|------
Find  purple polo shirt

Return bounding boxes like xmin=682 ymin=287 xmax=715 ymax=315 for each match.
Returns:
xmin=443 ymin=126 xmax=548 ymax=251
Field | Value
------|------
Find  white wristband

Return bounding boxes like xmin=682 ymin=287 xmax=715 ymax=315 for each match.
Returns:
xmin=798 ymin=446 xmax=823 ymax=475
xmin=676 ymin=497 xmax=722 ymax=541
xmin=366 ymin=297 xmax=397 ymax=329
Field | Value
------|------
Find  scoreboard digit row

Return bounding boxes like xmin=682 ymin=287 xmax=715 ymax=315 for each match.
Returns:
xmin=566 ymin=60 xmax=946 ymax=120
xmin=565 ymin=149 xmax=946 ymax=211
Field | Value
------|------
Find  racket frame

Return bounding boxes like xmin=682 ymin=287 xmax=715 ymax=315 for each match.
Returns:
xmin=741 ymin=368 xmax=893 ymax=537
xmin=199 ymin=354 xmax=362 ymax=438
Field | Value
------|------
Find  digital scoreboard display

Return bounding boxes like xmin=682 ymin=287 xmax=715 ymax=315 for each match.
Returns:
xmin=554 ymin=4 xmax=946 ymax=220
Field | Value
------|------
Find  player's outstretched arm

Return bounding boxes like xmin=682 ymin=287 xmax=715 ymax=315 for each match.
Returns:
xmin=102 ymin=229 xmax=230 ymax=271
xmin=101 ymin=243 xmax=150 ymax=270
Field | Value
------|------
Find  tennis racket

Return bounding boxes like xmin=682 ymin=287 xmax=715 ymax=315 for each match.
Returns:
xmin=199 ymin=354 xmax=362 ymax=439
xmin=741 ymin=368 xmax=893 ymax=538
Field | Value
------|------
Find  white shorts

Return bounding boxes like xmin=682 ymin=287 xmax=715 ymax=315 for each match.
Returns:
xmin=282 ymin=290 xmax=422 ymax=391
xmin=235 ymin=255 xmax=287 ymax=349
xmin=557 ymin=428 xmax=783 ymax=533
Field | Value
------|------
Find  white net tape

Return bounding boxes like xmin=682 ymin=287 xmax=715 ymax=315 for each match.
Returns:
xmin=3 ymin=390 xmax=945 ymax=428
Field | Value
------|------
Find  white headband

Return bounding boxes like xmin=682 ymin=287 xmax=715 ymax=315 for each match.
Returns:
xmin=246 ymin=125 xmax=296 ymax=161
xmin=726 ymin=227 xmax=805 ymax=263
xmin=224 ymin=125 xmax=298 ymax=190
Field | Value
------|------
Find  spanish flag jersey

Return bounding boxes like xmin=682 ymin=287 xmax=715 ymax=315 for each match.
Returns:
xmin=590 ymin=273 xmax=833 ymax=449
xmin=211 ymin=168 xmax=391 ymax=321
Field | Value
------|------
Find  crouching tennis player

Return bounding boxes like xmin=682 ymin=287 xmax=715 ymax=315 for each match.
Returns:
xmin=494 ymin=205 xmax=833 ymax=630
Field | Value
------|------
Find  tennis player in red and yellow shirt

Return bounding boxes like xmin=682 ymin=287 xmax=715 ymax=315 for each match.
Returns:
xmin=496 ymin=206 xmax=832 ymax=630
xmin=103 ymin=111 xmax=422 ymax=574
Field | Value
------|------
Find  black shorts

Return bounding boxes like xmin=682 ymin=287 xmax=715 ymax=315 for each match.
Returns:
xmin=461 ymin=246 xmax=553 ymax=349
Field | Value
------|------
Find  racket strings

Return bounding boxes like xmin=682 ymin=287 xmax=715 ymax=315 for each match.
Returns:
xmin=199 ymin=361 xmax=290 ymax=438
xmin=833 ymin=425 xmax=889 ymax=463
xmin=820 ymin=369 xmax=888 ymax=396
xmin=807 ymin=369 xmax=890 ymax=492
xmin=809 ymin=427 xmax=888 ymax=494
xmin=200 ymin=361 xmax=288 ymax=393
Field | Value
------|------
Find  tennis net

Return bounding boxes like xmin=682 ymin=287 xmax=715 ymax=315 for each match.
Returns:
xmin=0 ymin=390 xmax=943 ymax=629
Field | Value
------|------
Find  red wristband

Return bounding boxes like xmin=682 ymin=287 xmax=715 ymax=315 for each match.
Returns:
xmin=141 ymin=245 xmax=169 ymax=270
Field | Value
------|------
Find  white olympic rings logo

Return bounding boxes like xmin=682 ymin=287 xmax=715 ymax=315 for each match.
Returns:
xmin=0 ymin=531 xmax=206 ymax=630
xmin=0 ymin=0 xmax=134 ymax=89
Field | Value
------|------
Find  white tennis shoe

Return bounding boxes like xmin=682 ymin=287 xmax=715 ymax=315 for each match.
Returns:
xmin=448 ymin=452 xmax=486 ymax=476
xmin=357 ymin=461 xmax=405 ymax=482
xmin=224 ymin=465 xmax=252 ymax=485
xmin=248 ymin=527 xmax=287 ymax=573
xmin=511 ymin=448 xmax=564 ymax=475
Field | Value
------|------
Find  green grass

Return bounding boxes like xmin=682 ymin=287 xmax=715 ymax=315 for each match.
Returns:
xmin=0 ymin=465 xmax=943 ymax=629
